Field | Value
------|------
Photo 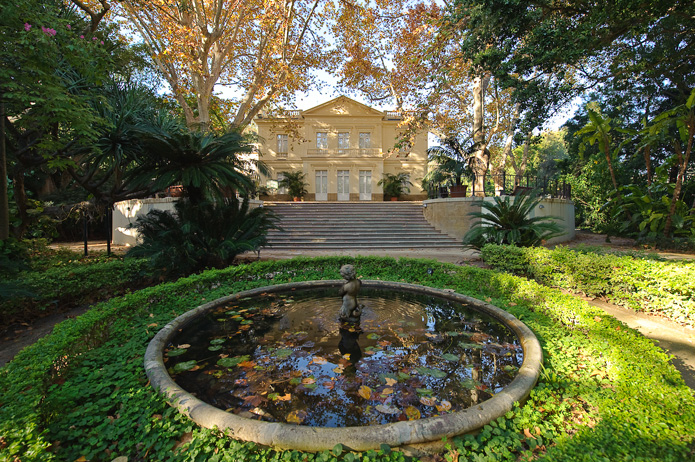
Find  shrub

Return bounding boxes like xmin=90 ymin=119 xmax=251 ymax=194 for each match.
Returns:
xmin=481 ymin=244 xmax=695 ymax=326
xmin=126 ymin=196 xmax=279 ymax=279
xmin=1 ymin=257 xmax=693 ymax=461
xmin=462 ymin=193 xmax=564 ymax=249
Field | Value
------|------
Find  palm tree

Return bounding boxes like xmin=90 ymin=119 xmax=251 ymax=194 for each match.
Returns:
xmin=131 ymin=117 xmax=268 ymax=204
xmin=377 ymin=172 xmax=413 ymax=199
xmin=462 ymin=192 xmax=564 ymax=249
xmin=423 ymin=136 xmax=474 ymax=193
xmin=278 ymin=170 xmax=308 ymax=200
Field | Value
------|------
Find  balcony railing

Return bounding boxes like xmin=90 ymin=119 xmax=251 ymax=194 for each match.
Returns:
xmin=428 ymin=173 xmax=571 ymax=199
xmin=306 ymin=148 xmax=384 ymax=158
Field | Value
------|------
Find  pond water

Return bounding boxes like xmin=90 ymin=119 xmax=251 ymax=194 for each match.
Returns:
xmin=166 ymin=288 xmax=523 ymax=427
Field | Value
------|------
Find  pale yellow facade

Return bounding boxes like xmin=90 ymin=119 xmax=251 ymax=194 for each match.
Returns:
xmin=255 ymin=96 xmax=428 ymax=201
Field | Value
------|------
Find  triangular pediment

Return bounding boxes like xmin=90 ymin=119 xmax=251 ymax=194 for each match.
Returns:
xmin=302 ymin=95 xmax=384 ymax=117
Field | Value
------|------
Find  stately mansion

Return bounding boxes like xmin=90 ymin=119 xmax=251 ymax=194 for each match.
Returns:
xmin=255 ymin=96 xmax=428 ymax=201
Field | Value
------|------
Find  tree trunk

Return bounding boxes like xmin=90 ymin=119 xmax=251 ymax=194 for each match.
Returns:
xmin=0 ymin=96 xmax=9 ymax=240
xmin=663 ymin=118 xmax=694 ymax=237
xmin=471 ymin=73 xmax=491 ymax=196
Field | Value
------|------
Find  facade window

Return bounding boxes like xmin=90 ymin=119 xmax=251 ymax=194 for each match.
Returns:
xmin=316 ymin=132 xmax=328 ymax=149
xmin=338 ymin=132 xmax=350 ymax=152
xmin=359 ymin=132 xmax=371 ymax=149
xmin=276 ymin=134 xmax=288 ymax=154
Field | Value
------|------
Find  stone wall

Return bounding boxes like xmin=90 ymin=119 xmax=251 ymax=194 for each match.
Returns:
xmin=423 ymin=196 xmax=575 ymax=244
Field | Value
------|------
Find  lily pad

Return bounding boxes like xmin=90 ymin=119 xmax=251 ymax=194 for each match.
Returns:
xmin=208 ymin=345 xmax=223 ymax=351
xmin=216 ymin=355 xmax=249 ymax=368
xmin=416 ymin=388 xmax=434 ymax=395
xmin=210 ymin=338 xmax=226 ymax=345
xmin=275 ymin=348 xmax=293 ymax=358
xmin=166 ymin=348 xmax=188 ymax=357
xmin=173 ymin=360 xmax=197 ymax=373
xmin=366 ymin=333 xmax=380 ymax=340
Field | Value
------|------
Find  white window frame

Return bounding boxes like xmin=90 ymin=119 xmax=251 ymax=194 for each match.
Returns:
xmin=337 ymin=132 xmax=350 ymax=152
xmin=316 ymin=132 xmax=328 ymax=150
xmin=276 ymin=134 xmax=288 ymax=154
xmin=359 ymin=132 xmax=371 ymax=149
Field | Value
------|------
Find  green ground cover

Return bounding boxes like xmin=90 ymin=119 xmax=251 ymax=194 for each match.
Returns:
xmin=481 ymin=244 xmax=695 ymax=327
xmin=1 ymin=256 xmax=693 ymax=461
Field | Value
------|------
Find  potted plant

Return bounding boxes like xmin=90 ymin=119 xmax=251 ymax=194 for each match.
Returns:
xmin=278 ymin=171 xmax=308 ymax=201
xmin=378 ymin=172 xmax=413 ymax=201
xmin=424 ymin=136 xmax=473 ymax=198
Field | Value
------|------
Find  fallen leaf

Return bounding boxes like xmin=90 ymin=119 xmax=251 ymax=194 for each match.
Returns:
xmin=322 ymin=381 xmax=336 ymax=390
xmin=310 ymin=356 xmax=327 ymax=365
xmin=405 ymin=406 xmax=421 ymax=420
xmin=535 ymin=426 xmax=541 ymax=436
xmin=594 ymin=316 xmax=602 ymax=322
xmin=384 ymin=378 xmax=398 ymax=386
xmin=177 ymin=344 xmax=191 ymax=349
xmin=381 ymin=387 xmax=394 ymax=396
xmin=301 ymin=377 xmax=316 ymax=384
xmin=419 ymin=396 xmax=437 ymax=406
xmin=524 ymin=428 xmax=536 ymax=440
xmin=333 ymin=365 xmax=345 ymax=374
xmin=286 ymin=410 xmax=307 ymax=424
xmin=358 ymin=386 xmax=372 ymax=400
xmin=238 ymin=360 xmax=256 ymax=368
xmin=375 ymin=404 xmax=400 ymax=415
xmin=436 ymin=400 xmax=452 ymax=412
xmin=147 ymin=323 xmax=158 ymax=327
xmin=378 ymin=340 xmax=392 ymax=347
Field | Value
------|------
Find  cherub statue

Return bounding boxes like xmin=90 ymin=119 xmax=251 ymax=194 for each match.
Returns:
xmin=338 ymin=264 xmax=363 ymax=323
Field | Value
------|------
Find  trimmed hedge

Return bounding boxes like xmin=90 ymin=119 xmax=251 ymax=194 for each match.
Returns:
xmin=1 ymin=256 xmax=694 ymax=461
xmin=481 ymin=244 xmax=695 ymax=327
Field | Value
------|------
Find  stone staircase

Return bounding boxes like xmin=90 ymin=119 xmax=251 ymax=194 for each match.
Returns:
xmin=263 ymin=202 xmax=460 ymax=250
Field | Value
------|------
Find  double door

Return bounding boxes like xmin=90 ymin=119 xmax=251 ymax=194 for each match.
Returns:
xmin=314 ymin=169 xmax=372 ymax=201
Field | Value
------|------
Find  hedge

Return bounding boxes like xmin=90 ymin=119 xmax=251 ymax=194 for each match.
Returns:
xmin=1 ymin=257 xmax=150 ymax=326
xmin=1 ymin=256 xmax=693 ymax=461
xmin=481 ymin=244 xmax=695 ymax=327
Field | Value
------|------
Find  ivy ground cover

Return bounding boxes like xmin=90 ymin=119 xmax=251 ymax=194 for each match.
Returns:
xmin=1 ymin=257 xmax=694 ymax=461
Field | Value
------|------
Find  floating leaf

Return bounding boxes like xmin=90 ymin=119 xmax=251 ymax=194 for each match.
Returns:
xmin=416 ymin=367 xmax=447 ymax=379
xmin=287 ymin=410 xmax=307 ymax=424
xmin=458 ymin=342 xmax=483 ymax=350
xmin=167 ymin=348 xmax=188 ymax=357
xmin=503 ymin=365 xmax=518 ymax=373
xmin=419 ymin=396 xmax=437 ymax=406
xmin=460 ymin=378 xmax=482 ymax=389
xmin=436 ymin=400 xmax=452 ymax=412
xmin=442 ymin=353 xmax=460 ymax=362
xmin=274 ymin=348 xmax=293 ymax=358
xmin=310 ymin=356 xmax=328 ymax=365
xmin=446 ymin=331 xmax=460 ymax=337
xmin=398 ymin=372 xmax=411 ymax=381
xmin=217 ymin=356 xmax=249 ymax=368
xmin=322 ymin=381 xmax=336 ymax=390
xmin=376 ymin=404 xmax=400 ymax=415
xmin=173 ymin=360 xmax=197 ymax=374
xmin=210 ymin=338 xmax=226 ymax=345
xmin=384 ymin=378 xmax=398 ymax=387
xmin=358 ymin=386 xmax=372 ymax=400
xmin=290 ymin=377 xmax=302 ymax=385
xmin=405 ymin=406 xmax=421 ymax=420
xmin=238 ymin=360 xmax=256 ymax=368
xmin=303 ymin=383 xmax=318 ymax=391
xmin=177 ymin=344 xmax=191 ymax=349
xmin=381 ymin=387 xmax=394 ymax=396
xmin=377 ymin=340 xmax=392 ymax=347
xmin=416 ymin=388 xmax=433 ymax=395
xmin=366 ymin=333 xmax=380 ymax=340
xmin=208 ymin=345 xmax=223 ymax=351
xmin=333 ymin=365 xmax=345 ymax=374
xmin=301 ymin=377 xmax=316 ymax=384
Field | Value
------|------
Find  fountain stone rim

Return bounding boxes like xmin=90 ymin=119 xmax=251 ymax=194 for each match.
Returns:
xmin=144 ymin=280 xmax=542 ymax=452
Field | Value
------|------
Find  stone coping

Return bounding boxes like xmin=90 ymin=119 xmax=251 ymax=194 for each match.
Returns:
xmin=144 ymin=280 xmax=542 ymax=452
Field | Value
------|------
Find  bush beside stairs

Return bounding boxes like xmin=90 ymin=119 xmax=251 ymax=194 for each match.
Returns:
xmin=264 ymin=202 xmax=460 ymax=250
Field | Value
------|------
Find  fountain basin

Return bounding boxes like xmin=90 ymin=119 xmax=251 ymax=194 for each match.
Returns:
xmin=144 ymin=280 xmax=542 ymax=452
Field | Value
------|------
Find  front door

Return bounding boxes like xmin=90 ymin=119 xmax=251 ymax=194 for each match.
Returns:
xmin=315 ymin=170 xmax=328 ymax=201
xmin=337 ymin=170 xmax=350 ymax=201
xmin=359 ymin=170 xmax=372 ymax=201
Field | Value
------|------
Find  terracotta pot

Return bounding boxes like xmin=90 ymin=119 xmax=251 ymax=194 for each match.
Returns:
xmin=293 ymin=197 xmax=301 ymax=202
xmin=450 ymin=185 xmax=467 ymax=198
xmin=390 ymin=196 xmax=399 ymax=201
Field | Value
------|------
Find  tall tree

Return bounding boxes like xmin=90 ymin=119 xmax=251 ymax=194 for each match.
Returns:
xmin=121 ymin=0 xmax=334 ymax=129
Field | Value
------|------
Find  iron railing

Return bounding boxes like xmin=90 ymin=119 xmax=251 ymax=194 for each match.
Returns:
xmin=428 ymin=173 xmax=571 ymax=200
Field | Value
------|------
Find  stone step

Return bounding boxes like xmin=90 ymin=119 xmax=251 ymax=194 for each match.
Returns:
xmin=262 ymin=201 xmax=458 ymax=250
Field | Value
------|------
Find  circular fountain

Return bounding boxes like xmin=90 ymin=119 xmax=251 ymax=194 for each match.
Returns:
xmin=144 ymin=273 xmax=542 ymax=452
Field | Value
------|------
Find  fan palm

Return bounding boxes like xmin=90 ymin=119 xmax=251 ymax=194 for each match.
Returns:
xmin=131 ymin=118 xmax=267 ymax=204
xmin=423 ymin=136 xmax=474 ymax=190
xmin=126 ymin=196 xmax=279 ymax=279
xmin=462 ymin=192 xmax=564 ymax=249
